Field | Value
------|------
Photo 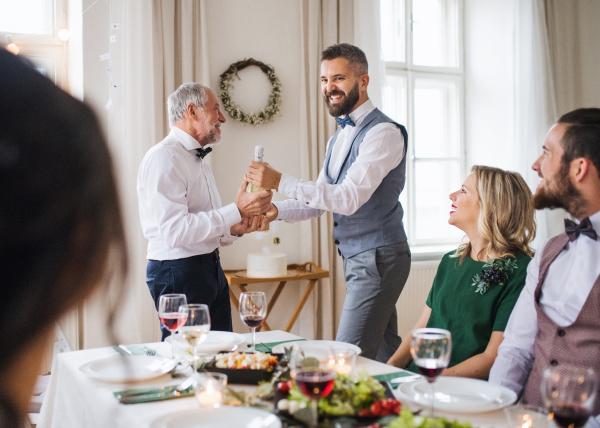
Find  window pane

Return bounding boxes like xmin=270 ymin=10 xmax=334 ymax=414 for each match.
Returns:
xmin=414 ymin=160 xmax=462 ymax=241
xmin=414 ymin=77 xmax=460 ymax=158
xmin=0 ymin=0 xmax=54 ymax=35
xmin=381 ymin=0 xmax=406 ymax=62
xmin=383 ymin=73 xmax=408 ymax=125
xmin=412 ymin=0 xmax=459 ymax=67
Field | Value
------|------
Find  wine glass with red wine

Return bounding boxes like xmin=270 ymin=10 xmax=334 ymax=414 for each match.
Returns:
xmin=289 ymin=344 xmax=336 ymax=428
xmin=541 ymin=366 xmax=597 ymax=428
xmin=410 ymin=328 xmax=452 ymax=417
xmin=158 ymin=294 xmax=188 ymax=359
xmin=239 ymin=291 xmax=267 ymax=352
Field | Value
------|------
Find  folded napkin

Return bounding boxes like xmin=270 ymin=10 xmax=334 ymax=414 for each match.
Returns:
xmin=112 ymin=344 xmax=163 ymax=357
xmin=114 ymin=385 xmax=193 ymax=405
xmin=372 ymin=371 xmax=418 ymax=383
xmin=254 ymin=339 xmax=307 ymax=353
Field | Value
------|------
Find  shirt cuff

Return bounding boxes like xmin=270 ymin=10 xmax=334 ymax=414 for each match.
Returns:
xmin=278 ymin=173 xmax=300 ymax=199
xmin=219 ymin=202 xmax=242 ymax=228
xmin=271 ymin=201 xmax=283 ymax=221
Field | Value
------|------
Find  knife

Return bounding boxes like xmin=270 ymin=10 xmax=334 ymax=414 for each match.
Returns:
xmin=112 ymin=345 xmax=133 ymax=356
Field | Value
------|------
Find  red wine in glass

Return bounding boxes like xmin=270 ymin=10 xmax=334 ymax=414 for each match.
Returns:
xmin=550 ymin=404 xmax=591 ymax=428
xmin=295 ymin=370 xmax=336 ymax=400
xmin=242 ymin=315 xmax=264 ymax=328
xmin=159 ymin=313 xmax=188 ymax=331
xmin=415 ymin=358 xmax=448 ymax=383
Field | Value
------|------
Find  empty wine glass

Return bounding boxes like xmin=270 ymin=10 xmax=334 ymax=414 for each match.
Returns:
xmin=410 ymin=328 xmax=452 ymax=417
xmin=290 ymin=344 xmax=336 ymax=428
xmin=179 ymin=304 xmax=211 ymax=375
xmin=158 ymin=293 xmax=188 ymax=358
xmin=541 ymin=366 xmax=598 ymax=428
xmin=239 ymin=291 xmax=267 ymax=352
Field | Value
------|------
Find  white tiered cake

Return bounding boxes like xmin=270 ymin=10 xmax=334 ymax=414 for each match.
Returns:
xmin=246 ymin=253 xmax=287 ymax=278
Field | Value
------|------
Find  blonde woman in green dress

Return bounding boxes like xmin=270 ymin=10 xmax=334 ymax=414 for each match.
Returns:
xmin=387 ymin=166 xmax=536 ymax=380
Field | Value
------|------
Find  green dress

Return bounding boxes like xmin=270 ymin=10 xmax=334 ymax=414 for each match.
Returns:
xmin=407 ymin=250 xmax=531 ymax=373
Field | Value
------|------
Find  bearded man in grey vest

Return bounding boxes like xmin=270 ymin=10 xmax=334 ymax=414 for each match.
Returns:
xmin=246 ymin=43 xmax=411 ymax=362
xmin=490 ymin=108 xmax=600 ymax=419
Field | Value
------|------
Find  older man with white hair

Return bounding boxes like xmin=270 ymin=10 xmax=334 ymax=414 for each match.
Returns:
xmin=137 ymin=83 xmax=272 ymax=339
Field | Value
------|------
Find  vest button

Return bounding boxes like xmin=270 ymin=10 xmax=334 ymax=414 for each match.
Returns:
xmin=334 ymin=222 xmax=338 ymax=227
xmin=557 ymin=329 xmax=565 ymax=337
xmin=335 ymin=240 xmax=340 ymax=245
xmin=550 ymin=359 xmax=558 ymax=367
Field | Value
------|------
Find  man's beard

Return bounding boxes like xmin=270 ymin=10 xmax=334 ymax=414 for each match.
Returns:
xmin=533 ymin=162 xmax=584 ymax=217
xmin=325 ymin=82 xmax=360 ymax=118
xmin=200 ymin=128 xmax=221 ymax=147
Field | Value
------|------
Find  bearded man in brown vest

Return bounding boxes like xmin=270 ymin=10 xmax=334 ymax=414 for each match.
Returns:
xmin=489 ymin=108 xmax=600 ymax=417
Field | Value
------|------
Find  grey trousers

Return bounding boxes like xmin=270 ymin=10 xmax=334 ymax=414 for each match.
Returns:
xmin=335 ymin=241 xmax=411 ymax=362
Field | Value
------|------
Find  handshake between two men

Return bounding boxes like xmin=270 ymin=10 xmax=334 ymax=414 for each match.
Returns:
xmin=231 ymin=160 xmax=282 ymax=236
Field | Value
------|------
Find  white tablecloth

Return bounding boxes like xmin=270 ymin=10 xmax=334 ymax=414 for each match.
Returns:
xmin=38 ymin=331 xmax=511 ymax=428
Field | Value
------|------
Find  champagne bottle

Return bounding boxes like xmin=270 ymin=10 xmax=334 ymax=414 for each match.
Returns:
xmin=247 ymin=145 xmax=266 ymax=193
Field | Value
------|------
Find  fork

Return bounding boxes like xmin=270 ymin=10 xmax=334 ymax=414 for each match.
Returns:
xmin=143 ymin=346 xmax=156 ymax=356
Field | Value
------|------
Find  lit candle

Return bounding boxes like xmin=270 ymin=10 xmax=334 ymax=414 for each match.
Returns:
xmin=196 ymin=380 xmax=223 ymax=407
xmin=329 ymin=357 xmax=353 ymax=375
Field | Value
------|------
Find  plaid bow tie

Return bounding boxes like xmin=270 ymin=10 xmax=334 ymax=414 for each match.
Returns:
xmin=335 ymin=115 xmax=355 ymax=129
xmin=195 ymin=147 xmax=212 ymax=159
xmin=564 ymin=217 xmax=597 ymax=242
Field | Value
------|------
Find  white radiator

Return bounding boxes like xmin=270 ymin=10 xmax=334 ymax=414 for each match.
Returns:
xmin=396 ymin=261 xmax=440 ymax=337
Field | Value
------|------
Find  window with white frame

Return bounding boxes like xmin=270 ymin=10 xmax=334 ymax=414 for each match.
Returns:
xmin=0 ymin=0 xmax=67 ymax=87
xmin=381 ymin=0 xmax=464 ymax=247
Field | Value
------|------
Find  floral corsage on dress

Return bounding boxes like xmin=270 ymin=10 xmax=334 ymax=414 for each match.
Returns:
xmin=471 ymin=258 xmax=519 ymax=295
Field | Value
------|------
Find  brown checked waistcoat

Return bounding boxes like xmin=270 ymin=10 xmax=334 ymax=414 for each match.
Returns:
xmin=522 ymin=233 xmax=600 ymax=412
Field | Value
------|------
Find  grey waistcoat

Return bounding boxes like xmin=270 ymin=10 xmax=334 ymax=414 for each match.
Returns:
xmin=324 ymin=108 xmax=408 ymax=258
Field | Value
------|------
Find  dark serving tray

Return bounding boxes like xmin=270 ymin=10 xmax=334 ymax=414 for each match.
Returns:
xmin=201 ymin=353 xmax=284 ymax=385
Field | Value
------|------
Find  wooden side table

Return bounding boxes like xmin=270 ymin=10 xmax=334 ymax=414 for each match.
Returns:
xmin=224 ymin=262 xmax=329 ymax=333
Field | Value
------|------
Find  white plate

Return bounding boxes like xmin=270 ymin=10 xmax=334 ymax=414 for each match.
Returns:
xmin=149 ymin=407 xmax=282 ymax=428
xmin=79 ymin=355 xmax=177 ymax=383
xmin=271 ymin=340 xmax=361 ymax=355
xmin=166 ymin=331 xmax=246 ymax=357
xmin=395 ymin=377 xmax=517 ymax=414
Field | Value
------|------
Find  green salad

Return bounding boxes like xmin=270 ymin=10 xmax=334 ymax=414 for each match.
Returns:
xmin=287 ymin=369 xmax=387 ymax=416
xmin=388 ymin=408 xmax=472 ymax=428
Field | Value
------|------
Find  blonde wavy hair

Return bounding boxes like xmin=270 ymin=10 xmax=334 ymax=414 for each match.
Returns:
xmin=452 ymin=165 xmax=536 ymax=264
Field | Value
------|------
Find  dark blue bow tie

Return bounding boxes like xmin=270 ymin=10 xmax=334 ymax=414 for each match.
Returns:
xmin=335 ymin=116 xmax=355 ymax=129
xmin=565 ymin=217 xmax=597 ymax=242
xmin=195 ymin=147 xmax=212 ymax=159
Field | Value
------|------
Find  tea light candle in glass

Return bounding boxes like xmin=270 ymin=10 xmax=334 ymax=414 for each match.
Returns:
xmin=328 ymin=349 xmax=357 ymax=375
xmin=194 ymin=373 xmax=227 ymax=408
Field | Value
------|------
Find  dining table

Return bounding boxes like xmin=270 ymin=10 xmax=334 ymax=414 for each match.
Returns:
xmin=37 ymin=330 xmax=521 ymax=428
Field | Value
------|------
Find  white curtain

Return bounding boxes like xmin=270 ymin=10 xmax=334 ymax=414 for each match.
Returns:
xmin=297 ymin=0 xmax=353 ymax=340
xmin=513 ymin=0 xmax=561 ymax=247
xmin=81 ymin=0 xmax=210 ymax=348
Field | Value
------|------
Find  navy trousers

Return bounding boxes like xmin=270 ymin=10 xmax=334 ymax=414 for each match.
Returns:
xmin=146 ymin=250 xmax=233 ymax=341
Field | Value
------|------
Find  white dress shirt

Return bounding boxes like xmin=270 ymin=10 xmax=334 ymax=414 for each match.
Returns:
xmin=489 ymin=211 xmax=600 ymax=398
xmin=273 ymin=99 xmax=405 ymax=222
xmin=137 ymin=127 xmax=241 ymax=260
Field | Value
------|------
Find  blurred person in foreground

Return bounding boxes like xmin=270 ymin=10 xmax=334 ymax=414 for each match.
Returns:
xmin=0 ymin=49 xmax=127 ymax=427
xmin=137 ymin=83 xmax=272 ymax=339
xmin=388 ymin=166 xmax=536 ymax=380
xmin=490 ymin=109 xmax=600 ymax=419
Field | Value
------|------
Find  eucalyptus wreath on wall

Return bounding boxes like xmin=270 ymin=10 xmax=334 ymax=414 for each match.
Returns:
xmin=219 ymin=58 xmax=282 ymax=126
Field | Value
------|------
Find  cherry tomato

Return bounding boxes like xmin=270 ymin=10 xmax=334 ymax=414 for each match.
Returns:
xmin=358 ymin=409 xmax=372 ymax=417
xmin=276 ymin=381 xmax=290 ymax=393
xmin=370 ymin=401 xmax=382 ymax=415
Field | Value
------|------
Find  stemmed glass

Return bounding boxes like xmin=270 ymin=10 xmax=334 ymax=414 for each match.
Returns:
xmin=179 ymin=304 xmax=211 ymax=375
xmin=541 ymin=366 xmax=598 ymax=428
xmin=410 ymin=328 xmax=452 ymax=417
xmin=290 ymin=344 xmax=336 ymax=428
xmin=158 ymin=294 xmax=188 ymax=359
xmin=239 ymin=291 xmax=267 ymax=352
